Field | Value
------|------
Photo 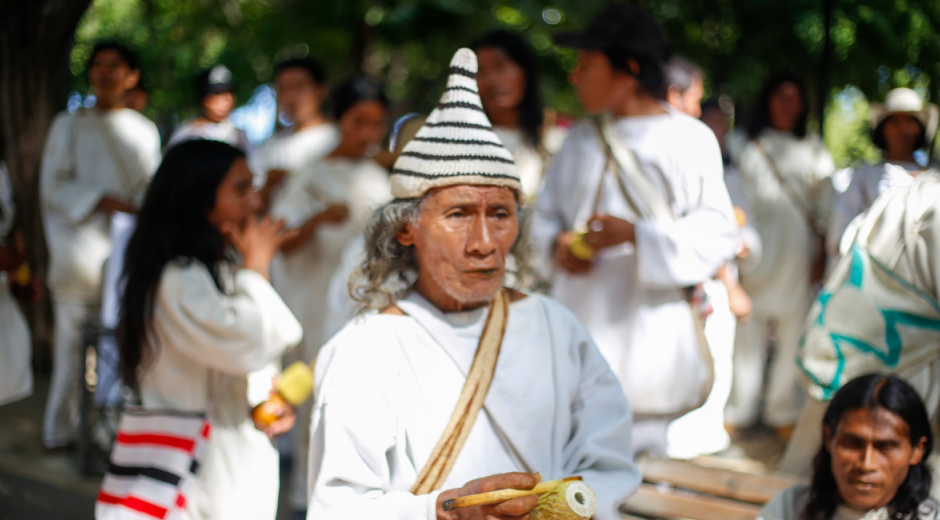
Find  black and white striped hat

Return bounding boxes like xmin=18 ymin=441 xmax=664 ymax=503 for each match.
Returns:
xmin=390 ymin=48 xmax=521 ymax=199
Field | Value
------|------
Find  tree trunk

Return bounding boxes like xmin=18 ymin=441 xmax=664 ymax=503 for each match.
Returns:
xmin=0 ymin=0 xmax=93 ymax=370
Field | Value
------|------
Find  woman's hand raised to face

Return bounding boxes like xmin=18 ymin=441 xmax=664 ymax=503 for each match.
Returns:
xmin=221 ymin=216 xmax=299 ymax=279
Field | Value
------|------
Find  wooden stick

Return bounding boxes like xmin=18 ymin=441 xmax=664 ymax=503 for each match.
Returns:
xmin=441 ymin=476 xmax=582 ymax=511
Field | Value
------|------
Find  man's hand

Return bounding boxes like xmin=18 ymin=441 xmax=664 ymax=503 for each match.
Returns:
xmin=554 ymin=232 xmax=593 ymax=275
xmin=265 ymin=169 xmax=288 ymax=189
xmin=0 ymin=243 xmax=26 ymax=272
xmin=583 ymin=215 xmax=634 ymax=249
xmin=312 ymin=204 xmax=350 ymax=226
xmin=726 ymin=281 xmax=752 ymax=321
xmin=252 ymin=391 xmax=297 ymax=439
xmin=96 ymin=196 xmax=137 ymax=215
xmin=437 ymin=472 xmax=540 ymax=520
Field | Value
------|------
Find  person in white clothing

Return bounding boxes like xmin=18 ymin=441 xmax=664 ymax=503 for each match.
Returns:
xmin=40 ymin=41 xmax=161 ymax=449
xmin=726 ymin=72 xmax=836 ymax=439
xmin=254 ymin=57 xmax=339 ymax=207
xmin=828 ymin=88 xmax=938 ymax=263
xmin=166 ymin=65 xmax=251 ymax=152
xmin=532 ymin=4 xmax=737 ymax=456
xmin=269 ymin=76 xmax=392 ymax=515
xmin=0 ymin=161 xmax=33 ymax=406
xmin=116 ymin=140 xmax=302 ymax=520
xmin=760 ymin=375 xmax=936 ymax=520
xmin=471 ymin=30 xmax=566 ymax=201
xmin=307 ymin=48 xmax=639 ymax=520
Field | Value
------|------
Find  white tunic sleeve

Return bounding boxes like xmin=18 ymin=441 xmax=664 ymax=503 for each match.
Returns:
xmin=756 ymin=485 xmax=809 ymax=520
xmin=307 ymin=322 xmax=440 ymax=520
xmin=634 ymin=128 xmax=738 ymax=288
xmin=557 ymin=309 xmax=641 ymax=520
xmin=154 ymin=264 xmax=302 ymax=375
xmin=829 ymin=166 xmax=867 ymax=259
xmin=40 ymin=113 xmax=106 ymax=225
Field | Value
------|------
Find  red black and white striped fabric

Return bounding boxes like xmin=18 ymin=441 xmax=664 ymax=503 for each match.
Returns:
xmin=96 ymin=408 xmax=210 ymax=520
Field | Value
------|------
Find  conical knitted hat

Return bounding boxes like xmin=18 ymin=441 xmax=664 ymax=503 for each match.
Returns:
xmin=390 ymin=48 xmax=521 ymax=199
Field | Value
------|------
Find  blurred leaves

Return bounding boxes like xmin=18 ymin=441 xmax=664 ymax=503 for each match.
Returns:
xmin=72 ymin=0 xmax=940 ymax=165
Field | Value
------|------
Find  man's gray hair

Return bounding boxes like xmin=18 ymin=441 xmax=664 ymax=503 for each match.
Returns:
xmin=664 ymin=55 xmax=703 ymax=94
xmin=349 ymin=197 xmax=535 ymax=313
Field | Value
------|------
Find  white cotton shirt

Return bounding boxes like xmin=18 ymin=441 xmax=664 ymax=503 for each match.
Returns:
xmin=166 ymin=119 xmax=251 ymax=152
xmin=736 ymin=129 xmax=835 ymax=313
xmin=758 ymin=484 xmax=940 ymax=520
xmin=307 ymin=291 xmax=640 ymax=520
xmin=531 ymin=108 xmax=738 ymax=414
xmin=140 ymin=261 xmax=302 ymax=520
xmin=250 ymin=124 xmax=339 ymax=188
xmin=270 ymin=157 xmax=390 ymax=362
xmin=40 ymin=108 xmax=161 ymax=303
xmin=828 ymin=160 xmax=924 ymax=262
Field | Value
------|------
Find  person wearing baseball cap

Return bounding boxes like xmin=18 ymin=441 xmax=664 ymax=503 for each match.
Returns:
xmin=829 ymin=88 xmax=939 ymax=263
xmin=166 ymin=64 xmax=251 ymax=151
xmin=532 ymin=3 xmax=738 ymax=457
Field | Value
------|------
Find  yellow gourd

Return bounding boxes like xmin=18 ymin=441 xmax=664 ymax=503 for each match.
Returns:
xmin=530 ymin=481 xmax=597 ymax=520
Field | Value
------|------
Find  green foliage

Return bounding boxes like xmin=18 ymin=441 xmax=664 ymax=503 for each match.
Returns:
xmin=72 ymin=0 xmax=940 ymax=161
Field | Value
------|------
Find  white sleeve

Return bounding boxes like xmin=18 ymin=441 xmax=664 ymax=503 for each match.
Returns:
xmin=531 ymin=129 xmax=582 ymax=278
xmin=270 ymin=173 xmax=326 ymax=229
xmin=562 ymin=325 xmax=642 ymax=520
xmin=40 ymin=113 xmax=106 ymax=225
xmin=812 ymin=145 xmax=837 ymax=229
xmin=829 ymin=168 xmax=865 ymax=260
xmin=307 ymin=330 xmax=440 ymax=520
xmin=634 ymin=130 xmax=737 ymax=288
xmin=155 ymin=265 xmax=302 ymax=375
xmin=133 ymin=121 xmax=163 ymax=207
xmin=756 ymin=485 xmax=808 ymax=520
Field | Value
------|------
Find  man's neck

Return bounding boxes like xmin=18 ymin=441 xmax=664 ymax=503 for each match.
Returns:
xmin=94 ymin=98 xmax=128 ymax=111
xmin=611 ymin=91 xmax=668 ymax=118
xmin=413 ymin=276 xmax=489 ymax=313
xmin=885 ymin=150 xmax=916 ymax=164
xmin=487 ymin=109 xmax=520 ymax=129
xmin=294 ymin=114 xmax=328 ymax=132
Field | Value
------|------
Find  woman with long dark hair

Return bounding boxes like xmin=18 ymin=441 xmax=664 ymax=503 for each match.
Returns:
xmin=759 ymin=374 xmax=936 ymax=520
xmin=472 ymin=30 xmax=565 ymax=200
xmin=117 ymin=139 xmax=302 ymax=519
xmin=727 ymin=71 xmax=836 ymax=441
xmin=268 ymin=76 xmax=392 ymax=516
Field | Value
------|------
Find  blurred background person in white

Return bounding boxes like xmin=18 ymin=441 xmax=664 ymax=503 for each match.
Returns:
xmin=472 ymin=30 xmax=566 ymax=202
xmin=254 ymin=57 xmax=338 ymax=208
xmin=166 ymin=64 xmax=251 ymax=152
xmin=726 ymin=72 xmax=835 ymax=441
xmin=828 ymin=87 xmax=937 ymax=264
xmin=40 ymin=41 xmax=161 ymax=450
xmin=269 ymin=76 xmax=392 ymax=517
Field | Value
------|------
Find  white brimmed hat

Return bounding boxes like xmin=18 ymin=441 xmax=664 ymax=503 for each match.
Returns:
xmin=390 ymin=48 xmax=521 ymax=199
xmin=870 ymin=88 xmax=939 ymax=144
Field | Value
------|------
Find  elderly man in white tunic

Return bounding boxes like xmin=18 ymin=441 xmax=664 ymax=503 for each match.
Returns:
xmin=306 ymin=49 xmax=639 ymax=520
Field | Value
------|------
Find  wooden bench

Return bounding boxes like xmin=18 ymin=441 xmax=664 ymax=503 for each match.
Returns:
xmin=620 ymin=457 xmax=805 ymax=520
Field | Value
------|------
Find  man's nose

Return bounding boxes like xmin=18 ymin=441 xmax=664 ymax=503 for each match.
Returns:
xmin=467 ymin=216 xmax=497 ymax=256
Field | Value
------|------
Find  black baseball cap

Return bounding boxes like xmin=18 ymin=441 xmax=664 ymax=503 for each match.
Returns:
xmin=196 ymin=65 xmax=235 ymax=101
xmin=554 ymin=4 xmax=670 ymax=65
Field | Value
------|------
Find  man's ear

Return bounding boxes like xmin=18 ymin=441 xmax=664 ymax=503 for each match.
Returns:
xmin=910 ymin=436 xmax=927 ymax=466
xmin=627 ymin=58 xmax=641 ymax=77
xmin=396 ymin=222 xmax=416 ymax=247
xmin=823 ymin=425 xmax=832 ymax=448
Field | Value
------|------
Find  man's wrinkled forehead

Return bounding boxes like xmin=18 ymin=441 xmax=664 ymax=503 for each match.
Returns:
xmin=421 ymin=184 xmax=519 ymax=208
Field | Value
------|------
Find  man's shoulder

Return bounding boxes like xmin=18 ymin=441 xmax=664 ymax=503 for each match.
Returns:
xmin=513 ymin=293 xmax=588 ymax=338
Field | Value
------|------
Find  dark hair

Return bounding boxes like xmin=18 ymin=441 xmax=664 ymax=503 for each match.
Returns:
xmin=117 ymin=140 xmax=245 ymax=386
xmin=804 ymin=374 xmax=934 ymax=520
xmin=471 ymin=30 xmax=544 ymax=148
xmin=332 ymin=76 xmax=388 ymax=120
xmin=274 ymin=57 xmax=327 ymax=86
xmin=747 ymin=71 xmax=809 ymax=139
xmin=86 ymin=41 xmax=139 ymax=77
xmin=872 ymin=115 xmax=928 ymax=152
xmin=662 ymin=55 xmax=703 ymax=98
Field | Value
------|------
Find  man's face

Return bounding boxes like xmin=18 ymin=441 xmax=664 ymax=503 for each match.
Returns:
xmin=337 ymin=100 xmax=387 ymax=157
xmin=826 ymin=407 xmax=926 ymax=511
xmin=476 ymin=46 xmax=527 ymax=116
xmin=568 ymin=51 xmax=629 ymax=115
xmin=275 ymin=67 xmax=325 ymax=126
xmin=881 ymin=114 xmax=923 ymax=157
xmin=88 ymin=49 xmax=139 ymax=104
xmin=203 ymin=91 xmax=236 ymax=123
xmin=768 ymin=81 xmax=804 ymax=133
xmin=398 ymin=185 xmax=519 ymax=307
xmin=667 ymin=75 xmax=704 ymax=118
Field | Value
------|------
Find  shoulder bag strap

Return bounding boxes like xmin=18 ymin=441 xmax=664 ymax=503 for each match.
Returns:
xmin=753 ymin=139 xmax=823 ymax=234
xmin=410 ymin=289 xmax=510 ymax=495
xmin=84 ymin=108 xmax=141 ymax=195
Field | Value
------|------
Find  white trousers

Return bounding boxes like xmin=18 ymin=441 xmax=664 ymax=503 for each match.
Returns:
xmin=667 ymin=281 xmax=734 ymax=458
xmin=43 ymin=300 xmax=98 ymax=448
xmin=725 ymin=299 xmax=809 ymax=427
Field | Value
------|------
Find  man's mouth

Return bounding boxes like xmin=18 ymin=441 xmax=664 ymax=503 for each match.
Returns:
xmin=465 ymin=268 xmax=499 ymax=276
xmin=850 ymin=480 xmax=878 ymax=490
